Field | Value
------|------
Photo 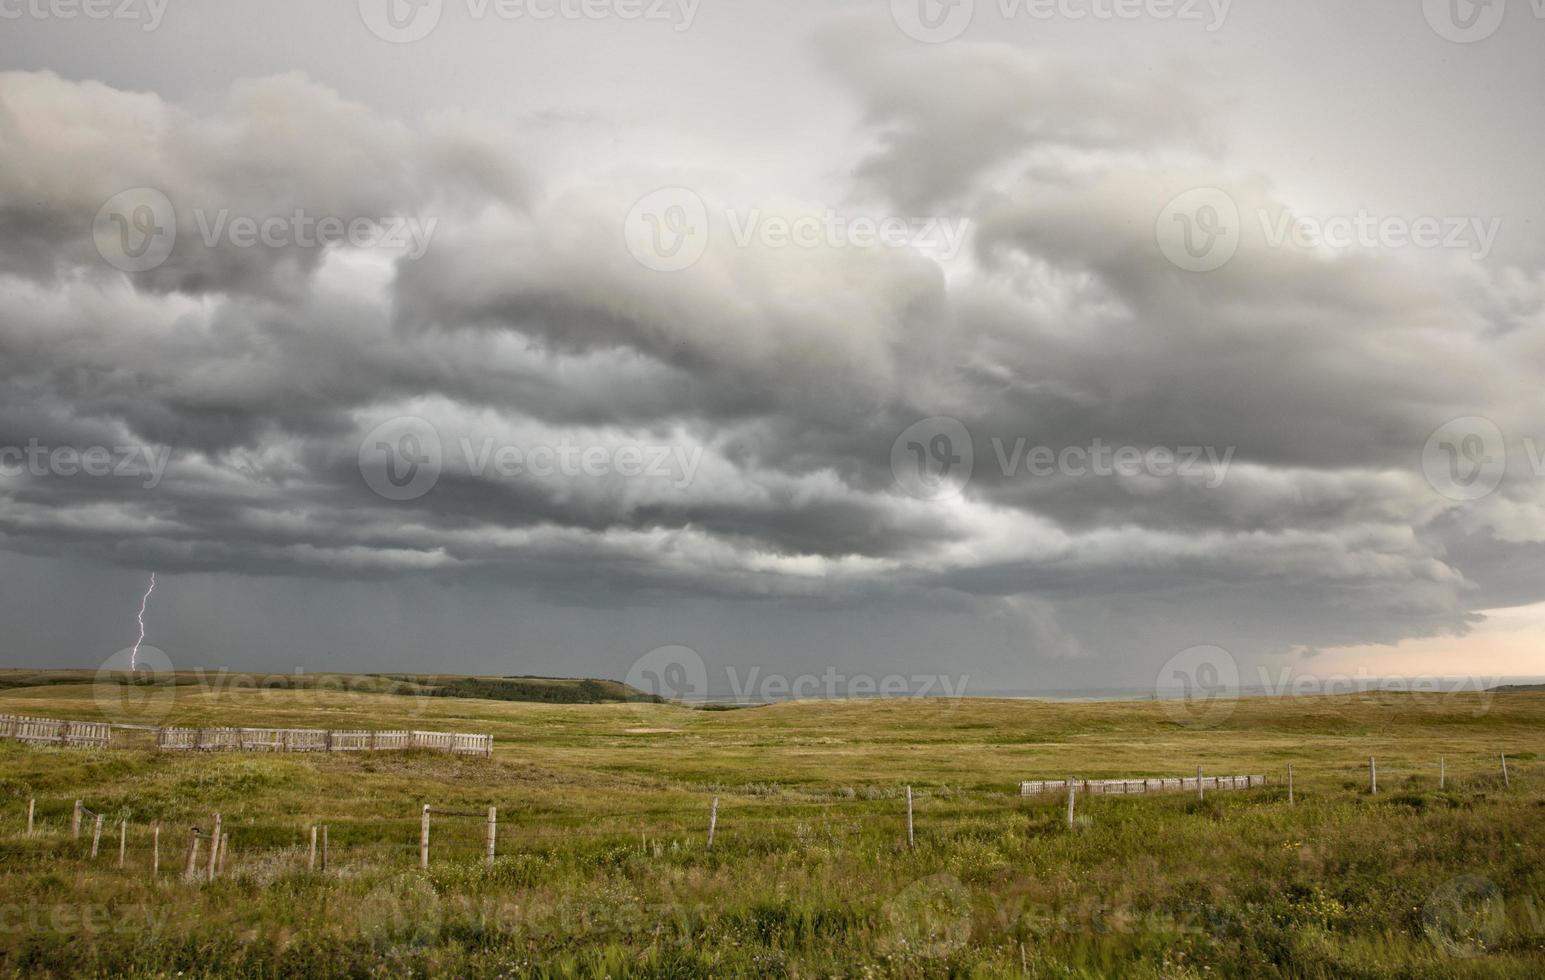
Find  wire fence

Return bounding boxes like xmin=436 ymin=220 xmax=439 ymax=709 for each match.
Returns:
xmin=0 ymin=750 xmax=1535 ymax=882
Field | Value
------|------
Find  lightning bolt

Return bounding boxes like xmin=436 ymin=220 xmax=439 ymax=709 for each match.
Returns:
xmin=131 ymin=572 xmax=156 ymax=672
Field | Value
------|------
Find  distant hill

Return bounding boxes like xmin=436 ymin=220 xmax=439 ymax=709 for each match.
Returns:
xmin=0 ymin=669 xmax=661 ymax=705
xmin=1489 ymin=683 xmax=1545 ymax=693
xmin=380 ymin=674 xmax=662 ymax=704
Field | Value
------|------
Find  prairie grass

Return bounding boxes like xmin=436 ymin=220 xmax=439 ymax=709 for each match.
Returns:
xmin=0 ymin=678 xmax=1541 ymax=976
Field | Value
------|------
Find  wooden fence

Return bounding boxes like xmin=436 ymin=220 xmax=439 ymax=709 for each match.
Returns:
xmin=154 ymin=726 xmax=492 ymax=757
xmin=1021 ymin=774 xmax=1266 ymax=796
xmin=0 ymin=714 xmax=112 ymax=748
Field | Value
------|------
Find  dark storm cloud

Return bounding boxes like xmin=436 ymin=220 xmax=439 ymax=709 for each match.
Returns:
xmin=1 ymin=10 xmax=1544 ymax=680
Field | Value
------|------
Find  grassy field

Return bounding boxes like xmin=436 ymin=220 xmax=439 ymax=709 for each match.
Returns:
xmin=0 ymin=677 xmax=1542 ymax=977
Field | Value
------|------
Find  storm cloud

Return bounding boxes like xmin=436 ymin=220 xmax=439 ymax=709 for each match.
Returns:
xmin=1 ymin=2 xmax=1543 ymax=689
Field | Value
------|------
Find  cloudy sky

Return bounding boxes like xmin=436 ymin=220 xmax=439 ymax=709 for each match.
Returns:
xmin=2 ymin=0 xmax=1544 ymax=697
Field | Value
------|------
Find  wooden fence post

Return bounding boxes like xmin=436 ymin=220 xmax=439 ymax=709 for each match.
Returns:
xmin=26 ymin=798 xmax=33 ymax=836
xmin=1369 ymin=757 xmax=1377 ymax=795
xmin=1197 ymin=766 xmax=1204 ymax=801
xmin=1501 ymin=754 xmax=1510 ymax=788
xmin=707 ymin=797 xmax=718 ymax=850
xmin=219 ymin=833 xmax=229 ymax=874
xmin=1287 ymin=764 xmax=1294 ymax=805
xmin=321 ymin=825 xmax=329 ymax=872
xmin=184 ymin=829 xmax=200 ymax=879
xmin=905 ymin=787 xmax=914 ymax=849
xmin=1065 ymin=777 xmax=1077 ymax=828
xmin=486 ymin=807 xmax=497 ymax=868
xmin=90 ymin=813 xmax=103 ymax=858
xmin=309 ymin=825 xmax=317 ymax=871
xmin=118 ymin=819 xmax=127 ymax=868
xmin=420 ymin=805 xmax=431 ymax=870
xmin=1440 ymin=756 xmax=1446 ymax=790
xmin=72 ymin=800 xmax=82 ymax=839
xmin=208 ymin=813 xmax=221 ymax=882
xmin=153 ymin=823 xmax=160 ymax=877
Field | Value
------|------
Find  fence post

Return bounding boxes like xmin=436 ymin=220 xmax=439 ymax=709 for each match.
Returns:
xmin=707 ymin=797 xmax=718 ymax=850
xmin=26 ymin=798 xmax=33 ymax=836
xmin=420 ymin=804 xmax=431 ymax=870
xmin=1369 ymin=757 xmax=1377 ymax=795
xmin=321 ymin=825 xmax=329 ymax=872
xmin=91 ymin=814 xmax=103 ymax=858
xmin=1287 ymin=764 xmax=1294 ymax=805
xmin=72 ymin=800 xmax=82 ymax=839
xmin=219 ymin=833 xmax=229 ymax=874
xmin=118 ymin=819 xmax=127 ymax=868
xmin=1066 ymin=777 xmax=1077 ymax=828
xmin=1501 ymin=754 xmax=1510 ymax=788
xmin=486 ymin=807 xmax=497 ymax=868
xmin=1440 ymin=756 xmax=1446 ymax=790
xmin=208 ymin=813 xmax=222 ymax=882
xmin=185 ymin=829 xmax=200 ymax=879
xmin=1197 ymin=766 xmax=1204 ymax=801
xmin=153 ymin=823 xmax=160 ymax=877
xmin=905 ymin=786 xmax=914 ymax=849
xmin=309 ymin=825 xmax=317 ymax=871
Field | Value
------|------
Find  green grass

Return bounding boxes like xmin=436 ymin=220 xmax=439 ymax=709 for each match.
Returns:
xmin=0 ymin=677 xmax=1542 ymax=976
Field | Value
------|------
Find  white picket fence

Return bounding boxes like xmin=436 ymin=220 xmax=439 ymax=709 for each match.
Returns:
xmin=0 ymin=714 xmax=112 ymax=748
xmin=154 ymin=726 xmax=492 ymax=757
xmin=1021 ymin=774 xmax=1266 ymax=796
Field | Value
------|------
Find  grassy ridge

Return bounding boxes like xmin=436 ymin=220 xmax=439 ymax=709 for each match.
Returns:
xmin=0 ymin=669 xmax=657 ymax=705
xmin=0 ymin=683 xmax=1542 ymax=976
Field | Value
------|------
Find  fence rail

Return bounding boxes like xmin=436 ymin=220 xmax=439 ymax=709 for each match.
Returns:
xmin=0 ymin=713 xmax=491 ymax=757
xmin=154 ymin=726 xmax=492 ymax=757
xmin=0 ymin=714 xmax=112 ymax=748
xmin=1020 ymin=774 xmax=1266 ymax=796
